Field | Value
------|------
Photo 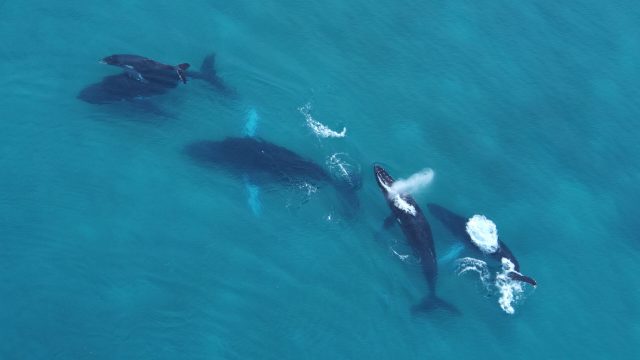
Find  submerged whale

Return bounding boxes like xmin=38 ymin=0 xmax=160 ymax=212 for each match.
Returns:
xmin=374 ymin=165 xmax=458 ymax=313
xmin=184 ymin=137 xmax=361 ymax=211
xmin=427 ymin=203 xmax=537 ymax=286
xmin=77 ymin=53 xmax=230 ymax=104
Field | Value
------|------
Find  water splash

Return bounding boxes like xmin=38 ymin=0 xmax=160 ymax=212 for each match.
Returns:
xmin=455 ymin=256 xmax=530 ymax=314
xmin=298 ymin=182 xmax=318 ymax=196
xmin=326 ymin=153 xmax=361 ymax=189
xmin=299 ymin=103 xmax=346 ymax=138
xmin=466 ymin=215 xmax=499 ymax=254
xmin=455 ymin=257 xmax=492 ymax=286
xmin=382 ymin=168 xmax=434 ymax=216
xmin=388 ymin=168 xmax=434 ymax=195
xmin=496 ymin=258 xmax=525 ymax=315
xmin=389 ymin=238 xmax=421 ymax=265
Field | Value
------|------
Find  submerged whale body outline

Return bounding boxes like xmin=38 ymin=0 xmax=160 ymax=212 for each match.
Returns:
xmin=184 ymin=136 xmax=361 ymax=212
xmin=373 ymin=165 xmax=458 ymax=314
xmin=77 ymin=53 xmax=230 ymax=104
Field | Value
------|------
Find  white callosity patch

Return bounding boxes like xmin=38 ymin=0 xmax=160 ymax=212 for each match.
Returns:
xmin=466 ymin=215 xmax=500 ymax=254
xmin=378 ymin=179 xmax=417 ymax=216
xmin=299 ymin=103 xmax=346 ymax=138
xmin=392 ymin=195 xmax=417 ymax=216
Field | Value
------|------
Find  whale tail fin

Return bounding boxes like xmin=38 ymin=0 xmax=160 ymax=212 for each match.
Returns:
xmin=412 ymin=295 xmax=460 ymax=315
xmin=508 ymin=272 xmax=537 ymax=286
xmin=191 ymin=53 xmax=233 ymax=94
xmin=199 ymin=54 xmax=216 ymax=77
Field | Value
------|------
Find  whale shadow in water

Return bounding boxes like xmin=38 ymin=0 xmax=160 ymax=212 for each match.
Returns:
xmin=427 ymin=203 xmax=537 ymax=286
xmin=184 ymin=137 xmax=361 ymax=216
xmin=77 ymin=53 xmax=233 ymax=106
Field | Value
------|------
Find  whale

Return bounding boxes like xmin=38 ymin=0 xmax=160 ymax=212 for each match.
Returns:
xmin=100 ymin=54 xmax=191 ymax=84
xmin=184 ymin=137 xmax=361 ymax=213
xmin=77 ymin=53 xmax=231 ymax=104
xmin=427 ymin=203 xmax=537 ymax=286
xmin=374 ymin=165 xmax=457 ymax=313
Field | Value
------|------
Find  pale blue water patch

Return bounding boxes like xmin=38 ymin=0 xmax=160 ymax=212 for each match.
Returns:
xmin=1 ymin=0 xmax=639 ymax=359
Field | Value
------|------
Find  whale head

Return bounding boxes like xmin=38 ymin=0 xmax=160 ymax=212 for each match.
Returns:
xmin=101 ymin=55 xmax=120 ymax=65
xmin=374 ymin=164 xmax=395 ymax=195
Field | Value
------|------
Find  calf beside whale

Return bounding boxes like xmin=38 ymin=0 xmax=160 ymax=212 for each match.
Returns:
xmin=77 ymin=53 xmax=231 ymax=104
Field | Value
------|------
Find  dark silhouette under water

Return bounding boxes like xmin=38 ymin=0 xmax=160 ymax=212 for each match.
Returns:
xmin=77 ymin=53 xmax=231 ymax=104
xmin=185 ymin=136 xmax=361 ymax=214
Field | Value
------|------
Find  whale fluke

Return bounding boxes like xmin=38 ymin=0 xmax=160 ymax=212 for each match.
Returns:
xmin=188 ymin=54 xmax=230 ymax=93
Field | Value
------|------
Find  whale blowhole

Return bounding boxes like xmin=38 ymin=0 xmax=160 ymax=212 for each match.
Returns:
xmin=465 ymin=215 xmax=499 ymax=254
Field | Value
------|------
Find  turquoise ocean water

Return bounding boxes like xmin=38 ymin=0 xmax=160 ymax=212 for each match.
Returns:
xmin=1 ymin=1 xmax=639 ymax=358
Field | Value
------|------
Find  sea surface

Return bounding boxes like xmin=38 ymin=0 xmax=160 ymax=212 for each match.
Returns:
xmin=1 ymin=1 xmax=639 ymax=359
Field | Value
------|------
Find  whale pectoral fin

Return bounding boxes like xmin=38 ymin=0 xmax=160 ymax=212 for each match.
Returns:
xmin=383 ymin=214 xmax=397 ymax=229
xmin=243 ymin=176 xmax=262 ymax=216
xmin=123 ymin=65 xmax=147 ymax=83
xmin=243 ymin=107 xmax=260 ymax=137
xmin=438 ymin=243 xmax=466 ymax=264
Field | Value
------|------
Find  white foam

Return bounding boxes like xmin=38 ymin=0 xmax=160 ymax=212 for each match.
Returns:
xmin=326 ymin=153 xmax=360 ymax=188
xmin=455 ymin=257 xmax=529 ymax=314
xmin=327 ymin=153 xmax=351 ymax=180
xmin=299 ymin=103 xmax=346 ymax=138
xmin=466 ymin=215 xmax=500 ymax=254
xmin=299 ymin=182 xmax=318 ymax=196
xmin=495 ymin=258 xmax=524 ymax=315
xmin=388 ymin=168 xmax=434 ymax=195
xmin=392 ymin=249 xmax=410 ymax=261
xmin=389 ymin=239 xmax=421 ymax=265
xmin=455 ymin=257 xmax=491 ymax=287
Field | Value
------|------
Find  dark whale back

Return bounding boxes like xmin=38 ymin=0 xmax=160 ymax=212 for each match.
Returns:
xmin=185 ymin=137 xmax=331 ymax=185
